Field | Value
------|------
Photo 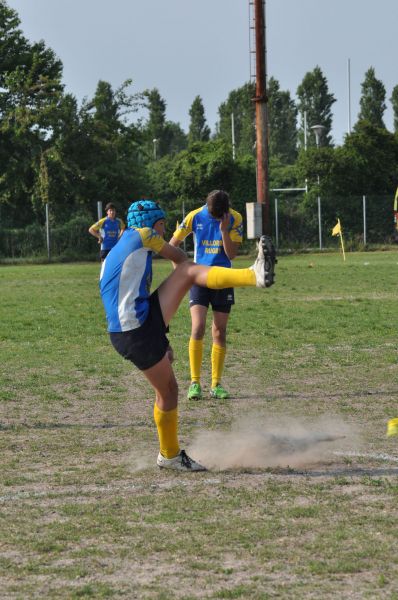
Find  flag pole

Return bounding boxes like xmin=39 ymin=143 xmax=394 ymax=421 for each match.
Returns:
xmin=332 ymin=218 xmax=346 ymax=261
xmin=340 ymin=229 xmax=346 ymax=261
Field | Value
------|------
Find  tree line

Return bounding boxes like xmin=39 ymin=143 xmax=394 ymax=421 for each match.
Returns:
xmin=1 ymin=0 xmax=398 ymax=255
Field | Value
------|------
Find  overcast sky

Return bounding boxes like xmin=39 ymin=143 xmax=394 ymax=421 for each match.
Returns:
xmin=7 ymin=0 xmax=398 ymax=145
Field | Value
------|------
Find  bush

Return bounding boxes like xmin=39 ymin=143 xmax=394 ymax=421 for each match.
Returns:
xmin=0 ymin=215 xmax=98 ymax=260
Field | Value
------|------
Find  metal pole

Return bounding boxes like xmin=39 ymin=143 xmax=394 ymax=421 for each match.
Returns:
xmin=97 ymin=201 xmax=103 ymax=221
xmin=45 ymin=203 xmax=50 ymax=261
xmin=231 ymin=113 xmax=236 ymax=160
xmin=253 ymin=0 xmax=269 ymax=234
xmin=347 ymin=58 xmax=352 ymax=134
xmin=274 ymin=197 xmax=279 ymax=249
xmin=304 ymin=110 xmax=308 ymax=150
xmin=318 ymin=196 xmax=322 ymax=250
xmin=363 ymin=195 xmax=367 ymax=245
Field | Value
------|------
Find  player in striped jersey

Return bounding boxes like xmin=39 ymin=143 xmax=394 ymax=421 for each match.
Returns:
xmin=99 ymin=199 xmax=274 ymax=471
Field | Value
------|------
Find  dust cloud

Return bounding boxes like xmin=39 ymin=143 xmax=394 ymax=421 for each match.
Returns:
xmin=188 ymin=414 xmax=359 ymax=470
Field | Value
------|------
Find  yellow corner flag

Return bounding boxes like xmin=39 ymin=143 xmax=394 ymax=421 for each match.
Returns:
xmin=332 ymin=220 xmax=341 ymax=236
xmin=331 ymin=218 xmax=346 ymax=261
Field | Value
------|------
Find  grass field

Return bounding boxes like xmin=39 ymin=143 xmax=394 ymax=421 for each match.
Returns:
xmin=1 ymin=251 xmax=398 ymax=599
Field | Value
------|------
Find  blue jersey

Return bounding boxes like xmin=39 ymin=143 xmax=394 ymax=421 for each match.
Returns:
xmin=99 ymin=227 xmax=165 ymax=332
xmin=172 ymin=205 xmax=243 ymax=267
xmin=91 ymin=216 xmax=125 ymax=251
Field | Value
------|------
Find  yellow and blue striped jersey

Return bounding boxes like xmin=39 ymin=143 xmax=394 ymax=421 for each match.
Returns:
xmin=90 ymin=216 xmax=125 ymax=251
xmin=172 ymin=205 xmax=243 ymax=267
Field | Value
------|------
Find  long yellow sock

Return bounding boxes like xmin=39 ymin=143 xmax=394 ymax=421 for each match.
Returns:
xmin=153 ymin=404 xmax=179 ymax=459
xmin=189 ymin=337 xmax=203 ymax=383
xmin=206 ymin=266 xmax=256 ymax=289
xmin=211 ymin=344 xmax=226 ymax=388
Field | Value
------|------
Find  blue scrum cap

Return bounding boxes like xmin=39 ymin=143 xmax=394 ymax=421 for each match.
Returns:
xmin=127 ymin=199 xmax=166 ymax=229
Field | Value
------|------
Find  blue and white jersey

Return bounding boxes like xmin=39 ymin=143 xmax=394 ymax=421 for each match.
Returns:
xmin=172 ymin=205 xmax=243 ymax=267
xmin=99 ymin=227 xmax=165 ymax=332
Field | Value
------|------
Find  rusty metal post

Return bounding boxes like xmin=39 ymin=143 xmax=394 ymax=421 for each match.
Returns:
xmin=253 ymin=0 xmax=269 ymax=234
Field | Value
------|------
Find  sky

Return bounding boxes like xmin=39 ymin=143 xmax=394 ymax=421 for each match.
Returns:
xmin=7 ymin=0 xmax=398 ymax=146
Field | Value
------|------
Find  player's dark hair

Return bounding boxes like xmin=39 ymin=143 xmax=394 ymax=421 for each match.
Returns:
xmin=206 ymin=190 xmax=230 ymax=219
xmin=105 ymin=203 xmax=116 ymax=212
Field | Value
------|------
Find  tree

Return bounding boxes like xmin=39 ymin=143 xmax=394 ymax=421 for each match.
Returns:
xmin=167 ymin=139 xmax=235 ymax=206
xmin=216 ymin=82 xmax=256 ymax=156
xmin=296 ymin=66 xmax=336 ymax=148
xmin=76 ymin=80 xmax=146 ymax=216
xmin=142 ymin=88 xmax=187 ymax=158
xmin=0 ymin=1 xmax=29 ymax=88
xmin=341 ymin=122 xmax=397 ymax=193
xmin=390 ymin=84 xmax=398 ymax=133
xmin=188 ymin=95 xmax=210 ymax=143
xmin=0 ymin=2 xmax=65 ymax=226
xmin=296 ymin=121 xmax=398 ymax=199
xmin=267 ymin=77 xmax=297 ymax=163
xmin=357 ymin=67 xmax=386 ymax=129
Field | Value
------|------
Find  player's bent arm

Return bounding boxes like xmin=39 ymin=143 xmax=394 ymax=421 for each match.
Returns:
xmin=159 ymin=242 xmax=188 ymax=265
xmin=221 ymin=234 xmax=240 ymax=260
xmin=118 ymin=220 xmax=126 ymax=238
xmin=88 ymin=226 xmax=101 ymax=241
xmin=169 ymin=235 xmax=181 ymax=247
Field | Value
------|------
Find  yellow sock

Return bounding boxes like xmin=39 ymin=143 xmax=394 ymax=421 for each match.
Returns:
xmin=211 ymin=344 xmax=226 ymax=388
xmin=153 ymin=404 xmax=179 ymax=459
xmin=206 ymin=266 xmax=256 ymax=289
xmin=189 ymin=337 xmax=203 ymax=383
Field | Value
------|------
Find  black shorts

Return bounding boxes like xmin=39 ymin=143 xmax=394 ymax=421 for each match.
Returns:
xmin=100 ymin=248 xmax=112 ymax=261
xmin=109 ymin=291 xmax=169 ymax=371
xmin=189 ymin=284 xmax=234 ymax=314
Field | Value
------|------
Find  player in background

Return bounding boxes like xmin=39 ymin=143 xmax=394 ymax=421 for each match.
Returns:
xmin=169 ymin=190 xmax=243 ymax=401
xmin=89 ymin=202 xmax=125 ymax=261
xmin=99 ymin=199 xmax=275 ymax=472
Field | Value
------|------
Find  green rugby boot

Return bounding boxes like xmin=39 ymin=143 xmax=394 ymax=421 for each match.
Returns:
xmin=187 ymin=382 xmax=202 ymax=400
xmin=210 ymin=384 xmax=230 ymax=400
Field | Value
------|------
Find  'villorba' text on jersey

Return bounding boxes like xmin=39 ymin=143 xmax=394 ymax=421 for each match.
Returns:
xmin=172 ymin=205 xmax=243 ymax=267
xmin=100 ymin=227 xmax=165 ymax=332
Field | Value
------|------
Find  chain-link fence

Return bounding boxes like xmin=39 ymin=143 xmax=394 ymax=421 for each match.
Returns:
xmin=270 ymin=194 xmax=395 ymax=250
xmin=0 ymin=195 xmax=396 ymax=260
xmin=0 ymin=216 xmax=98 ymax=260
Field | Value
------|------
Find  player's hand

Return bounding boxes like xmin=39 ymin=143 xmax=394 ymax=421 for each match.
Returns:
xmin=219 ymin=213 xmax=229 ymax=233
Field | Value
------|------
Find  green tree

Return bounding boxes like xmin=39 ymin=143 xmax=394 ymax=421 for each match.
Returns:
xmin=296 ymin=66 xmax=336 ymax=148
xmin=0 ymin=1 xmax=29 ymax=85
xmin=216 ymin=82 xmax=256 ymax=156
xmin=296 ymin=121 xmax=398 ymax=198
xmin=0 ymin=2 xmax=65 ymax=226
xmin=77 ymin=80 xmax=146 ymax=216
xmin=267 ymin=76 xmax=297 ymax=163
xmin=143 ymin=88 xmax=187 ymax=158
xmin=188 ymin=95 xmax=210 ymax=143
xmin=390 ymin=84 xmax=398 ymax=132
xmin=357 ymin=67 xmax=386 ymax=129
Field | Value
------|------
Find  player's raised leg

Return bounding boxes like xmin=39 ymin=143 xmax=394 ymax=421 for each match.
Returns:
xmin=157 ymin=238 xmax=273 ymax=326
